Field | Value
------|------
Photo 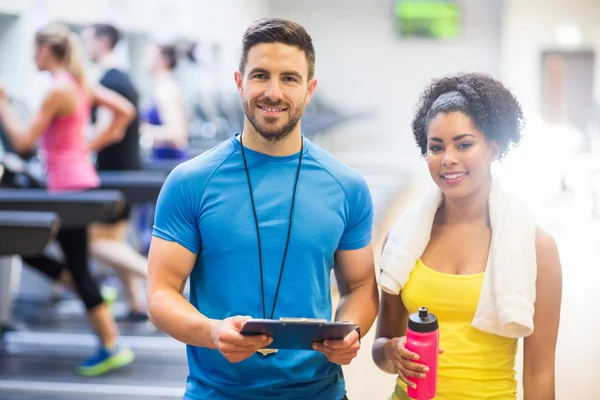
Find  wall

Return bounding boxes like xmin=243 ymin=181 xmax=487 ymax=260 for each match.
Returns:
xmin=264 ymin=0 xmax=504 ymax=169
xmin=501 ymin=0 xmax=600 ymax=121
xmin=0 ymin=0 xmax=27 ymax=15
xmin=493 ymin=0 xmax=600 ymax=209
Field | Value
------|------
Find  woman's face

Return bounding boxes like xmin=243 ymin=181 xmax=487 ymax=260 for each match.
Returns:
xmin=33 ymin=42 xmax=51 ymax=71
xmin=426 ymin=111 xmax=498 ymax=200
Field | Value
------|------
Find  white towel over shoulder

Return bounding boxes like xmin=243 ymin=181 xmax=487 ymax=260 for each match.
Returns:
xmin=378 ymin=179 xmax=537 ymax=338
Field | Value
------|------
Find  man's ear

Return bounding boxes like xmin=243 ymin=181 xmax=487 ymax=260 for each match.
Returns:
xmin=234 ymin=71 xmax=243 ymax=99
xmin=305 ymin=78 xmax=318 ymax=104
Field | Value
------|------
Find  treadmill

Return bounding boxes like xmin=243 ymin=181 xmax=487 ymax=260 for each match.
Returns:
xmin=0 ymin=165 xmax=126 ymax=336
xmin=0 ymin=210 xmax=59 ymax=337
xmin=0 ymin=132 xmax=187 ymax=400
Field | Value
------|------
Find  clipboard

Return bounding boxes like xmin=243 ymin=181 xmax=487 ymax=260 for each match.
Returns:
xmin=240 ymin=318 xmax=358 ymax=350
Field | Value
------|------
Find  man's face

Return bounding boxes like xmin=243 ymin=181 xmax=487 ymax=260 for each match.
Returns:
xmin=235 ymin=42 xmax=317 ymax=142
xmin=81 ymin=27 xmax=102 ymax=63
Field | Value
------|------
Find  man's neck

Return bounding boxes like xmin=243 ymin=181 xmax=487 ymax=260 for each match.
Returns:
xmin=97 ymin=52 xmax=118 ymax=72
xmin=239 ymin=125 xmax=303 ymax=157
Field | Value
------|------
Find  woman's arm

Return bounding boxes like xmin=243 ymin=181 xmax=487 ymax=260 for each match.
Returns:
xmin=88 ymin=84 xmax=135 ymax=153
xmin=372 ymin=290 xmax=408 ymax=374
xmin=523 ymin=227 xmax=562 ymax=400
xmin=0 ymin=84 xmax=69 ymax=152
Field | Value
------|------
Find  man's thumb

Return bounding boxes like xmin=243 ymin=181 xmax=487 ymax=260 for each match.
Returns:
xmin=230 ymin=315 xmax=252 ymax=331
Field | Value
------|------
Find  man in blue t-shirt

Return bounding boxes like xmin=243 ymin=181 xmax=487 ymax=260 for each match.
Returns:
xmin=147 ymin=18 xmax=378 ymax=400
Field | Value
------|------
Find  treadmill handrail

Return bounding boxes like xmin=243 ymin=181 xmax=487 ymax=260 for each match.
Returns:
xmin=98 ymin=171 xmax=168 ymax=185
xmin=0 ymin=210 xmax=60 ymax=229
xmin=0 ymin=210 xmax=60 ymax=256
xmin=98 ymin=171 xmax=167 ymax=204
xmin=0 ymin=189 xmax=125 ymax=227
xmin=0 ymin=189 xmax=124 ymax=204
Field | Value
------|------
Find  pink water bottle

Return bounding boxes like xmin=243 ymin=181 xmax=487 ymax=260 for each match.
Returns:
xmin=405 ymin=306 xmax=439 ymax=400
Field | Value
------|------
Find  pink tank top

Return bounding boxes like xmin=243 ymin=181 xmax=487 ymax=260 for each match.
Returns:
xmin=41 ymin=72 xmax=100 ymax=192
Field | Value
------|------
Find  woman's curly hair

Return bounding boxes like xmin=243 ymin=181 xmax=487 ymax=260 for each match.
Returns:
xmin=412 ymin=72 xmax=525 ymax=160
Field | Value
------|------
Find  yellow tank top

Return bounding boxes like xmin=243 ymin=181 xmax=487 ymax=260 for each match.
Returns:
xmin=392 ymin=259 xmax=518 ymax=400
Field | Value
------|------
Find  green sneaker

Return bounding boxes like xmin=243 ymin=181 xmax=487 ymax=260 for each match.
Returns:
xmin=76 ymin=345 xmax=135 ymax=376
xmin=101 ymin=285 xmax=118 ymax=306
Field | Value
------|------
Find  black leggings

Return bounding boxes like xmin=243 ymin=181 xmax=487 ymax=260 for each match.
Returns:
xmin=22 ymin=227 xmax=104 ymax=311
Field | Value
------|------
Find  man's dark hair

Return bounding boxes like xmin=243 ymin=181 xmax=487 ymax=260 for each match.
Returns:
xmin=91 ymin=23 xmax=121 ymax=49
xmin=239 ymin=18 xmax=316 ymax=80
xmin=412 ymin=72 xmax=525 ymax=160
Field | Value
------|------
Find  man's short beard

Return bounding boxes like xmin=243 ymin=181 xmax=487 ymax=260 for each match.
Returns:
xmin=243 ymin=99 xmax=305 ymax=142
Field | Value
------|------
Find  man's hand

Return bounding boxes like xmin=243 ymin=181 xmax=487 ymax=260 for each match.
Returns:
xmin=312 ymin=329 xmax=360 ymax=365
xmin=211 ymin=316 xmax=273 ymax=363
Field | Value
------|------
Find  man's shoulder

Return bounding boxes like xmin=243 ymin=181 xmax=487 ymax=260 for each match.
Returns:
xmin=101 ymin=67 xmax=130 ymax=79
xmin=100 ymin=68 xmax=134 ymax=89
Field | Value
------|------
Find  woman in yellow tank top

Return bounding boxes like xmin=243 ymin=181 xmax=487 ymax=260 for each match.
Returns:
xmin=371 ymin=73 xmax=563 ymax=399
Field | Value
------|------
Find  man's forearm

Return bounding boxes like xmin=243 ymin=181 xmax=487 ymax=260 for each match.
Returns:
xmin=147 ymin=287 xmax=218 ymax=349
xmin=335 ymin=283 xmax=379 ymax=335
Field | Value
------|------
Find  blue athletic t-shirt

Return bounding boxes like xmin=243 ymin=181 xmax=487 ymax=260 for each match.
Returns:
xmin=153 ymin=133 xmax=373 ymax=400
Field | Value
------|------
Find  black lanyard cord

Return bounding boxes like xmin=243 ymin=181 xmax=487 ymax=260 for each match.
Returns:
xmin=239 ymin=133 xmax=303 ymax=319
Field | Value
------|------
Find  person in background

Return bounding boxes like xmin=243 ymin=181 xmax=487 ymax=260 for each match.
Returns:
xmin=0 ymin=22 xmax=136 ymax=375
xmin=82 ymin=22 xmax=149 ymax=322
xmin=140 ymin=41 xmax=191 ymax=160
